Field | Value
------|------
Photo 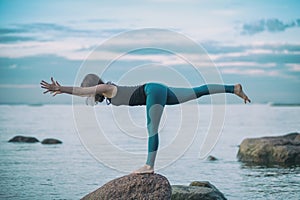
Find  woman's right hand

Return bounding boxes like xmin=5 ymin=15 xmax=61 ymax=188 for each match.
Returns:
xmin=40 ymin=77 xmax=62 ymax=96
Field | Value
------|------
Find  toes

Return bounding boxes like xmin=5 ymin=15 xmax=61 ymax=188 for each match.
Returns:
xmin=244 ymin=97 xmax=251 ymax=104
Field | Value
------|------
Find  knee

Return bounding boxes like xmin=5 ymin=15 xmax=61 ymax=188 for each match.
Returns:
xmin=147 ymin=123 xmax=157 ymax=136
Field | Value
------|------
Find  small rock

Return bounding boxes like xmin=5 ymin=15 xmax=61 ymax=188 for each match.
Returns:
xmin=41 ymin=138 xmax=62 ymax=145
xmin=172 ymin=181 xmax=227 ymax=200
xmin=190 ymin=181 xmax=213 ymax=187
xmin=81 ymin=173 xmax=171 ymax=200
xmin=8 ymin=136 xmax=39 ymax=143
xmin=207 ymin=155 xmax=218 ymax=161
xmin=237 ymin=132 xmax=300 ymax=166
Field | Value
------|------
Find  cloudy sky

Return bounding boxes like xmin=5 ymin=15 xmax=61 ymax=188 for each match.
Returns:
xmin=0 ymin=0 xmax=299 ymax=104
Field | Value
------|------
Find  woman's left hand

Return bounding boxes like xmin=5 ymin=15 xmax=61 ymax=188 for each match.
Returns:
xmin=40 ymin=77 xmax=62 ymax=96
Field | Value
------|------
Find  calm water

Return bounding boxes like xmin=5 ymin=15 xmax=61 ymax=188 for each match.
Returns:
xmin=0 ymin=104 xmax=299 ymax=200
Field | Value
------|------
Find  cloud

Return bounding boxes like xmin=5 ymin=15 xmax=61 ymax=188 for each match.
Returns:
xmin=8 ymin=64 xmax=17 ymax=69
xmin=86 ymin=18 xmax=120 ymax=24
xmin=0 ymin=23 xmax=72 ymax=36
xmin=0 ymin=28 xmax=23 ymax=34
xmin=19 ymin=23 xmax=89 ymax=34
xmin=0 ymin=84 xmax=39 ymax=89
xmin=286 ymin=64 xmax=300 ymax=72
xmin=0 ymin=35 xmax=37 ymax=43
xmin=201 ymin=42 xmax=300 ymax=79
xmin=221 ymin=68 xmax=280 ymax=77
xmin=202 ymin=41 xmax=300 ymax=59
xmin=0 ymin=22 xmax=128 ymax=44
xmin=210 ymin=9 xmax=238 ymax=16
xmin=241 ymin=18 xmax=299 ymax=35
xmin=216 ymin=61 xmax=276 ymax=68
xmin=0 ymin=55 xmax=81 ymax=85
xmin=0 ymin=23 xmax=299 ymax=81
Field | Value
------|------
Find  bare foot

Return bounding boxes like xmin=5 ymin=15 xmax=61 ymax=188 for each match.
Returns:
xmin=234 ymin=84 xmax=251 ymax=104
xmin=132 ymin=165 xmax=154 ymax=174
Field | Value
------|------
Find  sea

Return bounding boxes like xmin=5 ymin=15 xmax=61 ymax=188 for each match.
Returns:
xmin=0 ymin=104 xmax=299 ymax=200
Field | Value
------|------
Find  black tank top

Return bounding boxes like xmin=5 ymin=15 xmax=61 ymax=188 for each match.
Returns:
xmin=108 ymin=84 xmax=146 ymax=106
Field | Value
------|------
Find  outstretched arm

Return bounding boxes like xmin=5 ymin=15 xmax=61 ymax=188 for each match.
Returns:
xmin=40 ymin=77 xmax=111 ymax=97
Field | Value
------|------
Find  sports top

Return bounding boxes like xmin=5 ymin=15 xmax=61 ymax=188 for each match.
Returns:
xmin=108 ymin=84 xmax=146 ymax=106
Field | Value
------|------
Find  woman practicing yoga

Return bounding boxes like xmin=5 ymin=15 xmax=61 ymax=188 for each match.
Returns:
xmin=40 ymin=74 xmax=251 ymax=174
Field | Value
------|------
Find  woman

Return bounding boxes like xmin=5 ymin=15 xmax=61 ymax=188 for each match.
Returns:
xmin=40 ymin=74 xmax=251 ymax=174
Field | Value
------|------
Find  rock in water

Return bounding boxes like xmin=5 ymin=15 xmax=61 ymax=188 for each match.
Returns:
xmin=81 ymin=173 xmax=171 ymax=200
xmin=8 ymin=135 xmax=39 ymax=143
xmin=172 ymin=181 xmax=227 ymax=200
xmin=237 ymin=132 xmax=300 ymax=166
xmin=41 ymin=138 xmax=62 ymax=145
xmin=207 ymin=155 xmax=218 ymax=161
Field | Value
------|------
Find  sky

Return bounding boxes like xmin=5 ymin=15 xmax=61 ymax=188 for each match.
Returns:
xmin=0 ymin=0 xmax=299 ymax=104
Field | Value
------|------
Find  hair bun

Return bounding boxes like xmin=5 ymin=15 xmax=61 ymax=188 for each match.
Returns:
xmin=95 ymin=94 xmax=105 ymax=103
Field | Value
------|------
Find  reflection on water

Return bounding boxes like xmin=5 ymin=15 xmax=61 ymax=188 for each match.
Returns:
xmin=239 ymin=164 xmax=300 ymax=199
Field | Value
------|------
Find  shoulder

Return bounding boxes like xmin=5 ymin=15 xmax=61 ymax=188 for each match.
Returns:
xmin=96 ymin=83 xmax=118 ymax=98
xmin=96 ymin=84 xmax=117 ymax=93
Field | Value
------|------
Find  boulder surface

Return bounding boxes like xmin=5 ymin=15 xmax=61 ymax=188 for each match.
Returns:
xmin=41 ymin=138 xmax=62 ymax=144
xmin=172 ymin=181 xmax=227 ymax=200
xmin=81 ymin=173 xmax=171 ymax=200
xmin=237 ymin=132 xmax=300 ymax=165
xmin=8 ymin=135 xmax=39 ymax=143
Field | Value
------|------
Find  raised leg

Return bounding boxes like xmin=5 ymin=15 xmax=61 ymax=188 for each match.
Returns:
xmin=166 ymin=84 xmax=244 ymax=105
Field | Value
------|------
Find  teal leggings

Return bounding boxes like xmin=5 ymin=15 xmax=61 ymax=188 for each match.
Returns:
xmin=144 ymin=83 xmax=234 ymax=167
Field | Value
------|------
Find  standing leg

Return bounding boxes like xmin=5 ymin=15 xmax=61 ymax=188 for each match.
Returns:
xmin=132 ymin=83 xmax=167 ymax=174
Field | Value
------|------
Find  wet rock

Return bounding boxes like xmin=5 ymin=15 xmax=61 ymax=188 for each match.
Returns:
xmin=207 ymin=155 xmax=218 ymax=161
xmin=237 ymin=132 xmax=300 ymax=166
xmin=172 ymin=181 xmax=227 ymax=200
xmin=81 ymin=173 xmax=171 ymax=200
xmin=41 ymin=138 xmax=62 ymax=145
xmin=8 ymin=135 xmax=39 ymax=143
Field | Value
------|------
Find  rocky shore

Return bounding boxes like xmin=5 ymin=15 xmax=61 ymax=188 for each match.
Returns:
xmin=8 ymin=135 xmax=62 ymax=145
xmin=237 ymin=132 xmax=300 ymax=166
xmin=8 ymin=135 xmax=39 ymax=143
xmin=81 ymin=173 xmax=226 ymax=200
xmin=172 ymin=181 xmax=226 ymax=200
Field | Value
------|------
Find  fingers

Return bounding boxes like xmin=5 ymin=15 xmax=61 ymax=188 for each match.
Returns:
xmin=41 ymin=80 xmax=48 ymax=84
xmin=40 ymin=81 xmax=49 ymax=87
xmin=50 ymin=77 xmax=60 ymax=86
xmin=41 ymin=81 xmax=50 ymax=94
xmin=41 ymin=78 xmax=55 ymax=94
xmin=52 ymin=91 xmax=60 ymax=96
xmin=51 ymin=77 xmax=55 ymax=85
xmin=41 ymin=78 xmax=59 ymax=85
xmin=41 ymin=77 xmax=61 ymax=96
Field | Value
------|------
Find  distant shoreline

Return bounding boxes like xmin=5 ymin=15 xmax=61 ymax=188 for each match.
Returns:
xmin=269 ymin=103 xmax=300 ymax=107
xmin=0 ymin=102 xmax=300 ymax=107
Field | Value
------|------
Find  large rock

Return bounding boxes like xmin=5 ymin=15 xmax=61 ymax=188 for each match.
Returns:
xmin=8 ymin=135 xmax=39 ymax=143
xmin=237 ymin=132 xmax=300 ymax=166
xmin=81 ymin=173 xmax=171 ymax=200
xmin=172 ymin=181 xmax=227 ymax=200
xmin=41 ymin=138 xmax=62 ymax=145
